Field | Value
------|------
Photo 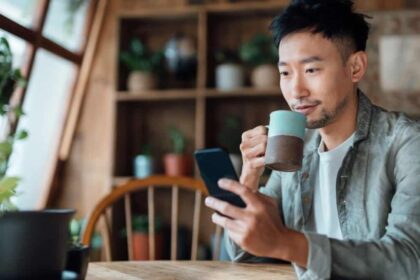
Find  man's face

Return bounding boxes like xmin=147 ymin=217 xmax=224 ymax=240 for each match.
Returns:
xmin=278 ymin=32 xmax=355 ymax=129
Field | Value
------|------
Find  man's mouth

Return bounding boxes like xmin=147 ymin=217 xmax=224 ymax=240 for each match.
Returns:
xmin=293 ymin=104 xmax=318 ymax=115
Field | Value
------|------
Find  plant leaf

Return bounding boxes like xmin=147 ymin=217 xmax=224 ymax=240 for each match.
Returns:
xmin=0 ymin=177 xmax=19 ymax=202
xmin=15 ymin=129 xmax=28 ymax=140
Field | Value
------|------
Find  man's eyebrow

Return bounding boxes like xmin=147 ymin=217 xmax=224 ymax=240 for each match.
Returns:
xmin=278 ymin=56 xmax=324 ymax=67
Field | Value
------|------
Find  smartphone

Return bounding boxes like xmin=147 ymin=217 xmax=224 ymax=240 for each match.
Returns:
xmin=195 ymin=147 xmax=246 ymax=208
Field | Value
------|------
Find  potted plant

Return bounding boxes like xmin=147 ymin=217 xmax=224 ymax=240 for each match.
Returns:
xmin=66 ymin=218 xmax=90 ymax=280
xmin=120 ymin=38 xmax=164 ymax=92
xmin=0 ymin=36 xmax=75 ymax=279
xmin=214 ymin=49 xmax=245 ymax=90
xmin=217 ymin=115 xmax=243 ymax=176
xmin=131 ymin=214 xmax=164 ymax=260
xmin=239 ymin=34 xmax=279 ymax=88
xmin=133 ymin=143 xmax=154 ymax=178
xmin=163 ymin=126 xmax=191 ymax=176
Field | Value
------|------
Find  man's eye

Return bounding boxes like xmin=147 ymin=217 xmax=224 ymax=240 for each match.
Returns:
xmin=306 ymin=68 xmax=319 ymax=74
xmin=280 ymin=71 xmax=289 ymax=76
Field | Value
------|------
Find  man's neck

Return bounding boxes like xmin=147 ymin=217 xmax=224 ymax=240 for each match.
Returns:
xmin=319 ymin=93 xmax=358 ymax=151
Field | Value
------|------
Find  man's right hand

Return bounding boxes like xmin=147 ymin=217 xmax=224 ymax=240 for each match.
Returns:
xmin=239 ymin=125 xmax=268 ymax=191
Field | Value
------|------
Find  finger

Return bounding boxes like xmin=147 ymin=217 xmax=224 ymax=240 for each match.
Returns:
xmin=217 ymin=179 xmax=257 ymax=205
xmin=241 ymin=126 xmax=267 ymax=141
xmin=247 ymin=157 xmax=265 ymax=169
xmin=204 ymin=196 xmax=245 ymax=220
xmin=211 ymin=213 xmax=242 ymax=232
xmin=242 ymin=142 xmax=266 ymax=159
xmin=241 ymin=134 xmax=268 ymax=150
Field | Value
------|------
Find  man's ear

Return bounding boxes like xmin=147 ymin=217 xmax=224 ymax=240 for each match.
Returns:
xmin=349 ymin=51 xmax=368 ymax=83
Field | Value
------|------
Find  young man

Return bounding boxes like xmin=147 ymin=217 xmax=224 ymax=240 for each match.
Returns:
xmin=204 ymin=0 xmax=420 ymax=279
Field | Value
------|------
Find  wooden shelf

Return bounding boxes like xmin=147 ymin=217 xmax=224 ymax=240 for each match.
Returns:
xmin=118 ymin=1 xmax=288 ymax=18
xmin=205 ymin=1 xmax=288 ymax=13
xmin=118 ymin=6 xmax=199 ymax=19
xmin=205 ymin=87 xmax=282 ymax=98
xmin=116 ymin=89 xmax=198 ymax=102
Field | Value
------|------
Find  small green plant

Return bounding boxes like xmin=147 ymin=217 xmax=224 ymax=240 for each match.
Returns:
xmin=214 ymin=49 xmax=241 ymax=65
xmin=0 ymin=36 xmax=28 ymax=212
xmin=139 ymin=143 xmax=152 ymax=156
xmin=132 ymin=215 xmax=162 ymax=233
xmin=120 ymin=38 xmax=164 ymax=73
xmin=239 ymin=34 xmax=278 ymax=67
xmin=121 ymin=214 xmax=162 ymax=237
xmin=169 ymin=126 xmax=186 ymax=154
xmin=69 ymin=218 xmax=84 ymax=247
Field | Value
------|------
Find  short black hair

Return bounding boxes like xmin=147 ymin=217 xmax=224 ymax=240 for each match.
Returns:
xmin=270 ymin=0 xmax=370 ymax=60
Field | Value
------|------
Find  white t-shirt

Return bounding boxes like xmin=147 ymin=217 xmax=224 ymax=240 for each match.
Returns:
xmin=313 ymin=133 xmax=355 ymax=239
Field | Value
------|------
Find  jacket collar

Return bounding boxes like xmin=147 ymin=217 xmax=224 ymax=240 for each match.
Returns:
xmin=305 ymin=89 xmax=372 ymax=152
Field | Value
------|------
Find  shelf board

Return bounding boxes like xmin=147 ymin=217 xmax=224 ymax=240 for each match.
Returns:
xmin=205 ymin=1 xmax=288 ymax=13
xmin=205 ymin=87 xmax=282 ymax=98
xmin=119 ymin=6 xmax=199 ymax=19
xmin=116 ymin=89 xmax=198 ymax=102
xmin=119 ymin=1 xmax=288 ymax=19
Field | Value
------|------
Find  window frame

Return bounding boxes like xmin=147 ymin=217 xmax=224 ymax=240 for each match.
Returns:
xmin=0 ymin=0 xmax=98 ymax=207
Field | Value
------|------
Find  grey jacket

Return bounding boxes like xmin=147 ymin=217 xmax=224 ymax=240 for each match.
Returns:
xmin=225 ymin=91 xmax=420 ymax=279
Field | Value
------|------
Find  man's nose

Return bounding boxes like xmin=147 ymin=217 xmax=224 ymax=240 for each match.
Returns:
xmin=290 ymin=75 xmax=309 ymax=99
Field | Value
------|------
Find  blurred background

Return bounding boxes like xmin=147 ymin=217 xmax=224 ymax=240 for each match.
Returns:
xmin=1 ymin=0 xmax=419 ymax=261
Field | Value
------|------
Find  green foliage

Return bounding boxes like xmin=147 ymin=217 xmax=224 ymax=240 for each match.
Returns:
xmin=168 ymin=126 xmax=186 ymax=154
xmin=0 ymin=37 xmax=26 ymax=110
xmin=132 ymin=215 xmax=162 ymax=233
xmin=0 ymin=37 xmax=28 ymax=212
xmin=120 ymin=38 xmax=164 ymax=73
xmin=65 ymin=0 xmax=86 ymax=34
xmin=214 ymin=49 xmax=241 ymax=65
xmin=239 ymin=34 xmax=278 ymax=67
xmin=120 ymin=215 xmax=163 ymax=237
xmin=69 ymin=218 xmax=83 ymax=246
xmin=0 ymin=177 xmax=19 ymax=212
xmin=140 ymin=143 xmax=152 ymax=156
xmin=217 ymin=116 xmax=242 ymax=154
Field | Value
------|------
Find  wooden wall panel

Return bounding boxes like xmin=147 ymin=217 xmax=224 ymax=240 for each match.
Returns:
xmin=53 ymin=0 xmax=119 ymax=216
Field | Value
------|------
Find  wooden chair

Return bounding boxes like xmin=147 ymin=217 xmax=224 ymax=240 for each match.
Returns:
xmin=81 ymin=175 xmax=222 ymax=261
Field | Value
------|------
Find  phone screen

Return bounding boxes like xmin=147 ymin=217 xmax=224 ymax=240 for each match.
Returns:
xmin=195 ymin=148 xmax=246 ymax=208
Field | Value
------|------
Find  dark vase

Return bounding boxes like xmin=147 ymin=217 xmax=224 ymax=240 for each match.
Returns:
xmin=66 ymin=245 xmax=90 ymax=280
xmin=0 ymin=209 xmax=75 ymax=280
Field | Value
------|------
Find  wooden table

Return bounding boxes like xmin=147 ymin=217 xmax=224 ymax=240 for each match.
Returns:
xmin=86 ymin=261 xmax=296 ymax=280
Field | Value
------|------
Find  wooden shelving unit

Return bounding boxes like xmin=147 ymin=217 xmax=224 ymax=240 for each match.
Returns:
xmin=114 ymin=1 xmax=289 ymax=179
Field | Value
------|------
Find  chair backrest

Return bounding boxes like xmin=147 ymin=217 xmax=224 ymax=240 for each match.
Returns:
xmin=81 ymin=175 xmax=222 ymax=261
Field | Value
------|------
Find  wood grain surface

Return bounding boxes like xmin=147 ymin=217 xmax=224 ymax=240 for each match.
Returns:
xmin=86 ymin=261 xmax=296 ymax=280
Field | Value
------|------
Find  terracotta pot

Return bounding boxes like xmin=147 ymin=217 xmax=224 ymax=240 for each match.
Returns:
xmin=163 ymin=154 xmax=192 ymax=176
xmin=251 ymin=64 xmax=279 ymax=88
xmin=127 ymin=71 xmax=157 ymax=92
xmin=132 ymin=232 xmax=164 ymax=260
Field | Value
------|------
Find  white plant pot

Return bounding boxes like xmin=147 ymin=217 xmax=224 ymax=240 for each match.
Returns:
xmin=215 ymin=63 xmax=244 ymax=90
xmin=251 ymin=64 xmax=279 ymax=88
xmin=127 ymin=71 xmax=157 ymax=92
